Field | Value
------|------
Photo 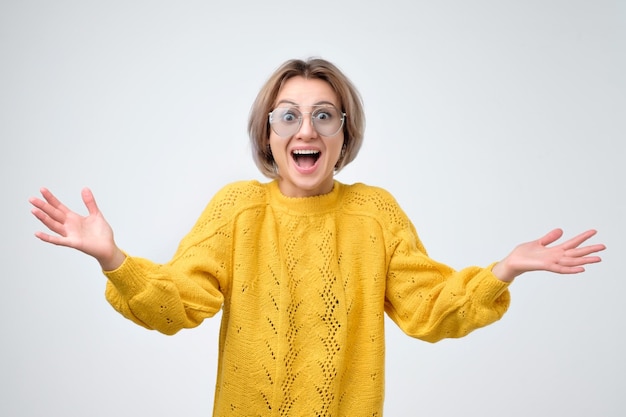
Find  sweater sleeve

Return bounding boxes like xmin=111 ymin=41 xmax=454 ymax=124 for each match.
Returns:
xmin=104 ymin=254 xmax=224 ymax=335
xmin=103 ymin=185 xmax=244 ymax=335
xmin=383 ymin=212 xmax=510 ymax=343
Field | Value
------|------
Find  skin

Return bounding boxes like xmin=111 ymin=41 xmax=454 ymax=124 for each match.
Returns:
xmin=28 ymin=77 xmax=606 ymax=280
xmin=269 ymin=76 xmax=345 ymax=198
xmin=30 ymin=187 xmax=126 ymax=271
xmin=29 ymin=189 xmax=606 ymax=282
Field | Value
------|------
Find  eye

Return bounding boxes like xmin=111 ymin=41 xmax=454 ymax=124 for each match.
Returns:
xmin=313 ymin=108 xmax=335 ymax=122
xmin=283 ymin=112 xmax=296 ymax=122
xmin=274 ymin=108 xmax=301 ymax=124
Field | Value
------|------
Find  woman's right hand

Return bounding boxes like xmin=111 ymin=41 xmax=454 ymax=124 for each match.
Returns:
xmin=30 ymin=187 xmax=126 ymax=271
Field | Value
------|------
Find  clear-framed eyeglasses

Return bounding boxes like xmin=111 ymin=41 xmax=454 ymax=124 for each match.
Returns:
xmin=269 ymin=105 xmax=346 ymax=138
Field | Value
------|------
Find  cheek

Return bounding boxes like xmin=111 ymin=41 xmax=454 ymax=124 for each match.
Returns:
xmin=331 ymin=135 xmax=345 ymax=158
xmin=268 ymin=135 xmax=287 ymax=163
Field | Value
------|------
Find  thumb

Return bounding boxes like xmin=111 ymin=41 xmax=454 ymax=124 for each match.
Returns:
xmin=81 ymin=187 xmax=101 ymax=216
xmin=538 ymin=228 xmax=564 ymax=247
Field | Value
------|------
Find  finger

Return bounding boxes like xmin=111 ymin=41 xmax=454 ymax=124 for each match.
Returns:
xmin=538 ymin=228 xmax=564 ymax=247
xmin=81 ymin=187 xmax=100 ymax=216
xmin=553 ymin=265 xmax=586 ymax=274
xmin=558 ymin=255 xmax=603 ymax=268
xmin=40 ymin=187 xmax=71 ymax=213
xmin=34 ymin=231 xmax=71 ymax=247
xmin=31 ymin=207 xmax=68 ymax=237
xmin=29 ymin=196 xmax=67 ymax=224
xmin=565 ymin=243 xmax=606 ymax=258
xmin=28 ymin=196 xmax=45 ymax=210
xmin=561 ymin=229 xmax=599 ymax=250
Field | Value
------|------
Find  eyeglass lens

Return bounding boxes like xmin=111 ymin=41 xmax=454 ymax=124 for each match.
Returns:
xmin=270 ymin=106 xmax=344 ymax=137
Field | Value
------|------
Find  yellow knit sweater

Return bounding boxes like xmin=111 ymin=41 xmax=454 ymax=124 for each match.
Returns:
xmin=104 ymin=180 xmax=510 ymax=416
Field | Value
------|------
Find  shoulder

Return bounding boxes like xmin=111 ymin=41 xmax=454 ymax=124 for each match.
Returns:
xmin=339 ymin=182 xmax=412 ymax=231
xmin=198 ymin=180 xmax=269 ymax=224
xmin=339 ymin=182 xmax=427 ymax=253
xmin=211 ymin=180 xmax=269 ymax=205
xmin=341 ymin=182 xmax=396 ymax=202
xmin=340 ymin=182 xmax=403 ymax=212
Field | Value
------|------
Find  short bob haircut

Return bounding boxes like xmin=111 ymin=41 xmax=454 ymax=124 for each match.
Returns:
xmin=248 ymin=58 xmax=365 ymax=178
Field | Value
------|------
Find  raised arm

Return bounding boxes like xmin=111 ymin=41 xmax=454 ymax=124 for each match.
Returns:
xmin=492 ymin=228 xmax=606 ymax=283
xmin=29 ymin=187 xmax=126 ymax=271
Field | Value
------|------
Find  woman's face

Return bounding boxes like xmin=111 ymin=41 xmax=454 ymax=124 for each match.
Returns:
xmin=268 ymin=76 xmax=345 ymax=198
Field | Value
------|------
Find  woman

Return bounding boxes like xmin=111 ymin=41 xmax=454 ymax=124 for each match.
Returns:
xmin=30 ymin=58 xmax=605 ymax=416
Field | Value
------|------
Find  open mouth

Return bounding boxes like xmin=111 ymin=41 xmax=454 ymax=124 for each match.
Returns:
xmin=292 ymin=149 xmax=321 ymax=169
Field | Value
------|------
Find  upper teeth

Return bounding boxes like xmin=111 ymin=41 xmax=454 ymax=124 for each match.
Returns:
xmin=293 ymin=150 xmax=319 ymax=155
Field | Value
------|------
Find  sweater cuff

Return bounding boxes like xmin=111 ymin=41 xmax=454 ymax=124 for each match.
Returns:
xmin=102 ymin=254 xmax=150 ymax=297
xmin=476 ymin=262 xmax=511 ymax=303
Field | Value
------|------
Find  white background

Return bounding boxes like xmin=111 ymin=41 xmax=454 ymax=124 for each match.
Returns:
xmin=1 ymin=1 xmax=624 ymax=416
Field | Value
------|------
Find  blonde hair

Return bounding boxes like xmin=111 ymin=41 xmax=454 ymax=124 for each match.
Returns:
xmin=248 ymin=58 xmax=365 ymax=178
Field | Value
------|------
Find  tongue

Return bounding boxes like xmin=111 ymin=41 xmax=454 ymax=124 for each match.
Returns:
xmin=295 ymin=154 xmax=317 ymax=168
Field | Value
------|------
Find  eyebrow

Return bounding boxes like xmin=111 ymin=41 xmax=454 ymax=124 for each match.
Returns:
xmin=275 ymin=99 xmax=338 ymax=107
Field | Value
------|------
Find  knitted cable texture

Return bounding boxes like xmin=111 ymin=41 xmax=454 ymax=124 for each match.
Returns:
xmin=104 ymin=180 xmax=510 ymax=416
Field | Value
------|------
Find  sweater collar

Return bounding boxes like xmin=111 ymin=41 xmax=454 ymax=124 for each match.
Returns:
xmin=267 ymin=180 xmax=344 ymax=214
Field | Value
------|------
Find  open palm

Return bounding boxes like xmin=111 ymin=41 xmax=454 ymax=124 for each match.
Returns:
xmin=493 ymin=228 xmax=605 ymax=282
xmin=30 ymin=187 xmax=123 ymax=269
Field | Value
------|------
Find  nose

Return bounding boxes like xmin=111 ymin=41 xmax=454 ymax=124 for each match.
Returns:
xmin=295 ymin=113 xmax=318 ymax=140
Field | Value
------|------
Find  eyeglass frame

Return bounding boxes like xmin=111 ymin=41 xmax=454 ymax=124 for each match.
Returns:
xmin=268 ymin=104 xmax=347 ymax=138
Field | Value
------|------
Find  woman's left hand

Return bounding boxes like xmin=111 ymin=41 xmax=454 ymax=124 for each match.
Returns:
xmin=492 ymin=229 xmax=606 ymax=283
